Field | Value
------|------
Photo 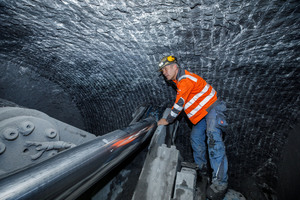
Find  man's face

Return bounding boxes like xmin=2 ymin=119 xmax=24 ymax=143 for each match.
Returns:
xmin=161 ymin=64 xmax=178 ymax=81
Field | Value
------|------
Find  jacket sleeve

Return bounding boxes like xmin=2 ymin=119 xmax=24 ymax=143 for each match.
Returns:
xmin=166 ymin=79 xmax=194 ymax=123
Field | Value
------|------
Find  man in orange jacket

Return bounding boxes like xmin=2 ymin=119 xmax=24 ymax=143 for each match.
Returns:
xmin=157 ymin=55 xmax=228 ymax=200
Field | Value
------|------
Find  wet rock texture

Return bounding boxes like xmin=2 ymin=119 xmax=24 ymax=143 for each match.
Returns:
xmin=0 ymin=0 xmax=299 ymax=196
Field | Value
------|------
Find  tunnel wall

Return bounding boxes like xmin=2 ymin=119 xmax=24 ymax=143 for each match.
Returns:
xmin=0 ymin=0 xmax=300 ymax=196
xmin=0 ymin=62 xmax=85 ymax=130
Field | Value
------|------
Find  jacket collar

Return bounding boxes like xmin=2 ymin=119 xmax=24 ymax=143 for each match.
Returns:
xmin=173 ymin=67 xmax=185 ymax=83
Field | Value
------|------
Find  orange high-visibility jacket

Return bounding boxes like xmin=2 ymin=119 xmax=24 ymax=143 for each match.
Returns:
xmin=166 ymin=69 xmax=217 ymax=125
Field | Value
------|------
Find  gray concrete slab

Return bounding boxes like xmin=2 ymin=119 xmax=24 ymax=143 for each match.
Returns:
xmin=132 ymin=144 xmax=180 ymax=200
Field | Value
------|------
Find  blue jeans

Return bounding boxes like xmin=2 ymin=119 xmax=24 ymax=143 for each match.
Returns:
xmin=190 ymin=103 xmax=228 ymax=186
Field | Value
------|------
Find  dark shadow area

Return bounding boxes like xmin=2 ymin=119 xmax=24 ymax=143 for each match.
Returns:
xmin=277 ymin=122 xmax=300 ymax=200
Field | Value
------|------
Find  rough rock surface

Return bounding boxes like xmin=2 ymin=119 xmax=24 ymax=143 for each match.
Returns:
xmin=0 ymin=0 xmax=299 ymax=198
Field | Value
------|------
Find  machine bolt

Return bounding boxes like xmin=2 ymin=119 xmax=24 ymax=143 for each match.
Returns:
xmin=45 ymin=128 xmax=57 ymax=139
xmin=2 ymin=128 xmax=19 ymax=140
xmin=0 ymin=142 xmax=6 ymax=154
xmin=20 ymin=121 xmax=35 ymax=136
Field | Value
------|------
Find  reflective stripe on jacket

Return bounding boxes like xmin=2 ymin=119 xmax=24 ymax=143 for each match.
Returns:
xmin=166 ymin=69 xmax=217 ymax=125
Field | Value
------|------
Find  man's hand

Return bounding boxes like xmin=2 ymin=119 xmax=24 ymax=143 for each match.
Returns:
xmin=157 ymin=118 xmax=169 ymax=126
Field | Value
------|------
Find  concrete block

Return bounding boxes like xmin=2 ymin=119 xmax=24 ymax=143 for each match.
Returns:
xmin=173 ymin=167 xmax=197 ymax=200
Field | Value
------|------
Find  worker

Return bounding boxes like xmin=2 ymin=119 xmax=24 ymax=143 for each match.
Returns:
xmin=157 ymin=55 xmax=229 ymax=200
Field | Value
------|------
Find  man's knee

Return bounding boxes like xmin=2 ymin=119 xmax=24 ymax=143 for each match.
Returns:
xmin=207 ymin=132 xmax=225 ymax=158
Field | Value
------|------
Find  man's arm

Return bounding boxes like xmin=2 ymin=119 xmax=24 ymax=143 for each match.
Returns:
xmin=158 ymin=79 xmax=194 ymax=125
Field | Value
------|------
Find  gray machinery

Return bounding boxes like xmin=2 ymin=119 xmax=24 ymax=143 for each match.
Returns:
xmin=0 ymin=103 xmax=157 ymax=200
xmin=0 ymin=103 xmax=246 ymax=200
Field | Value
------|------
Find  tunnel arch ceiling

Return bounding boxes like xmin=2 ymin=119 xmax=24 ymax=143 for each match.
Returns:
xmin=1 ymin=0 xmax=300 ymax=192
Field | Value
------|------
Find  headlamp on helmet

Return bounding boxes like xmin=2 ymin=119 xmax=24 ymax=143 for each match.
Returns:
xmin=158 ymin=55 xmax=177 ymax=71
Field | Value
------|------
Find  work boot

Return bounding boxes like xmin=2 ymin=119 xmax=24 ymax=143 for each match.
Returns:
xmin=206 ymin=182 xmax=227 ymax=200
